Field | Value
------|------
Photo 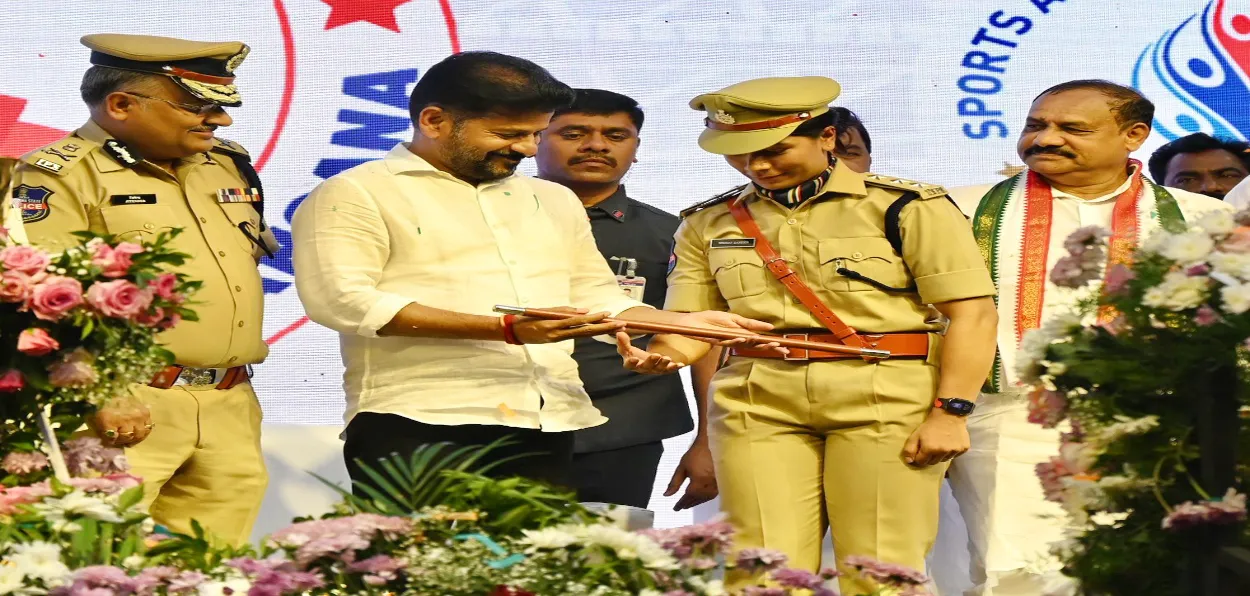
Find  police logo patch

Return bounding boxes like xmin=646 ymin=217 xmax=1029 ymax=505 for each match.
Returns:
xmin=33 ymin=159 xmax=63 ymax=173
xmin=13 ymin=185 xmax=53 ymax=224
xmin=667 ymin=250 xmax=677 ymax=276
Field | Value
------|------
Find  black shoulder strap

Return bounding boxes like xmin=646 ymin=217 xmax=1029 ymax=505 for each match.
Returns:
xmin=884 ymin=192 xmax=964 ymax=255
xmin=225 ymin=152 xmax=267 ymax=230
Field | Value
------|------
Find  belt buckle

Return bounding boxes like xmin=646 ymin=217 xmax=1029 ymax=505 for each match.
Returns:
xmin=782 ymin=333 xmax=809 ymax=361
xmin=179 ymin=367 xmax=216 ymax=386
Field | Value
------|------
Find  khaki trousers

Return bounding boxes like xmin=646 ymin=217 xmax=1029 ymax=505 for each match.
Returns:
xmin=710 ymin=356 xmax=946 ymax=595
xmin=125 ymin=381 xmax=267 ymax=547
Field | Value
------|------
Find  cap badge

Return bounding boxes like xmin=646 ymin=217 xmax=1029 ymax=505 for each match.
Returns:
xmin=712 ymin=109 xmax=736 ymax=125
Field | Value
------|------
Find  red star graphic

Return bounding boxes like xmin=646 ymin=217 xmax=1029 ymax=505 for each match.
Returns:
xmin=0 ymin=94 xmax=68 ymax=158
xmin=322 ymin=0 xmax=414 ymax=33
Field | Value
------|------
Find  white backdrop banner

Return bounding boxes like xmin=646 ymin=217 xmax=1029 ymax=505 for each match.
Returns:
xmin=3 ymin=0 xmax=1249 ymax=536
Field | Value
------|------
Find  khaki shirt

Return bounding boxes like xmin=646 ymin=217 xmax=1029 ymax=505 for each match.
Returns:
xmin=9 ymin=120 xmax=270 ymax=368
xmin=665 ymin=162 xmax=995 ymax=334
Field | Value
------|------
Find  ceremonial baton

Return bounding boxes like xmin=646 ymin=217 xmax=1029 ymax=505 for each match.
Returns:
xmin=492 ymin=305 xmax=890 ymax=358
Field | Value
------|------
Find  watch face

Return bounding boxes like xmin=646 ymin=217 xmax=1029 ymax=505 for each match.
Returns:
xmin=943 ymin=398 xmax=975 ymax=415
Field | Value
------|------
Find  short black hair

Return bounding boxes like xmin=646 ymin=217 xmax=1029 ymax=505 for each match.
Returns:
xmin=408 ymin=51 xmax=575 ymax=121
xmin=1034 ymin=79 xmax=1155 ymax=129
xmin=1148 ymin=132 xmax=1250 ymax=181
xmin=552 ymin=88 xmax=644 ymax=131
xmin=80 ymin=66 xmax=162 ymax=106
xmin=789 ymin=106 xmax=872 ymax=155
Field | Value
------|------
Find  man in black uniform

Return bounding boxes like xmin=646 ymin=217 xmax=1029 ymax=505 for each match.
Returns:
xmin=536 ymin=89 xmax=693 ymax=507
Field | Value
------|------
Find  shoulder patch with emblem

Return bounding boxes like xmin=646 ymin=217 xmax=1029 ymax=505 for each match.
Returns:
xmin=210 ymin=137 xmax=250 ymax=158
xmin=680 ymin=184 xmax=749 ymax=219
xmin=19 ymin=137 xmax=95 ymax=177
xmin=12 ymin=184 xmax=53 ymax=223
xmin=863 ymin=173 xmax=948 ymax=199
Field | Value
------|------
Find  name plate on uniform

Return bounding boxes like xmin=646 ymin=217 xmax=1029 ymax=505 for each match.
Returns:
xmin=110 ymin=194 xmax=157 ymax=205
xmin=616 ymin=275 xmax=646 ymax=301
xmin=216 ymin=188 xmax=262 ymax=203
xmin=709 ymin=238 xmax=756 ymax=248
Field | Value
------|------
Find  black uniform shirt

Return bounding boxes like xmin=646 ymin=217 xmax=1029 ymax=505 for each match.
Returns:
xmin=572 ymin=186 xmax=694 ymax=453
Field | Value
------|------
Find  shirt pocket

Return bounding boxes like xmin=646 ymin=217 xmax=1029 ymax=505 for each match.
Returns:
xmin=98 ymin=205 xmax=175 ymax=242
xmin=817 ymin=237 xmax=910 ymax=292
xmin=707 ymin=248 xmax=769 ymax=300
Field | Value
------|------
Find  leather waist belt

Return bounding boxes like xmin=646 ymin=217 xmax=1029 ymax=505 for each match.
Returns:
xmin=150 ymin=365 xmax=251 ymax=390
xmin=732 ymin=332 xmax=930 ymax=361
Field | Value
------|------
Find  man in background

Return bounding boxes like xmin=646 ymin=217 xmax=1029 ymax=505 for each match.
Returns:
xmin=535 ymin=88 xmax=693 ymax=508
xmin=1147 ymin=132 xmax=1249 ymax=200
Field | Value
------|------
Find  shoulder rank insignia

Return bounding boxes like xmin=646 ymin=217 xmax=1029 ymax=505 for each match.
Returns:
xmin=680 ymin=184 xmax=749 ymax=219
xmin=211 ymin=137 xmax=250 ymax=158
xmin=19 ymin=137 xmax=94 ymax=177
xmin=102 ymin=139 xmax=142 ymax=168
xmin=863 ymin=173 xmax=948 ymax=199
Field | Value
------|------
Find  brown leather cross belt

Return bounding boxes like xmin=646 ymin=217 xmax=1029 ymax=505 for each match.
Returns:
xmin=732 ymin=332 xmax=930 ymax=361
xmin=150 ymin=365 xmax=250 ymax=390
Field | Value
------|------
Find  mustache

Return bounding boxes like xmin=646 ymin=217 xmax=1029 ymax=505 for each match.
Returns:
xmin=189 ymin=125 xmax=217 ymax=133
xmin=1024 ymin=145 xmax=1077 ymax=158
xmin=490 ymin=150 xmax=526 ymax=161
xmin=570 ymin=154 xmax=617 ymax=167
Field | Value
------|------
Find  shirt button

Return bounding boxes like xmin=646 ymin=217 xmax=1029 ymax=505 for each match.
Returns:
xmin=787 ymin=218 xmax=798 ymax=225
xmin=507 ymin=259 xmax=517 ymax=266
xmin=228 ymin=356 xmax=238 ymax=363
xmin=234 ymin=285 xmax=242 ymax=292
xmin=852 ymin=252 xmax=864 ymax=259
xmin=218 ymin=251 xmax=226 ymax=257
xmin=143 ymin=223 xmax=154 ymax=230
xmin=199 ymin=217 xmax=208 ymax=223
xmin=237 ymin=321 xmax=245 ymax=328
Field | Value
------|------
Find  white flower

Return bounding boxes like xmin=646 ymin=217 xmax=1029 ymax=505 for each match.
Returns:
xmin=519 ymin=527 xmax=579 ymax=550
xmin=1197 ymin=210 xmax=1238 ymax=236
xmin=703 ymin=579 xmax=727 ymax=596
xmin=5 ymin=542 xmax=69 ymax=586
xmin=570 ymin=524 xmax=678 ymax=570
xmin=1142 ymin=271 xmax=1209 ymax=311
xmin=1141 ymin=230 xmax=1175 ymax=255
xmin=1160 ymin=230 xmax=1216 ymax=263
xmin=31 ymin=491 xmax=123 ymax=532
xmin=197 ymin=578 xmax=251 ymax=596
xmin=1222 ymin=283 xmax=1250 ymax=314
xmin=1091 ymin=415 xmax=1160 ymax=446
xmin=1211 ymin=252 xmax=1250 ymax=280
xmin=1016 ymin=313 xmax=1082 ymax=384
xmin=122 ymin=555 xmax=145 ymax=570
xmin=0 ymin=561 xmax=25 ymax=595
xmin=1045 ymin=361 xmax=1068 ymax=376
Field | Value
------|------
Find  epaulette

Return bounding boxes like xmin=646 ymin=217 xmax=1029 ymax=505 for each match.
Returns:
xmin=680 ymin=184 xmax=748 ymax=219
xmin=863 ymin=173 xmax=948 ymax=199
xmin=210 ymin=137 xmax=251 ymax=159
xmin=18 ymin=136 xmax=97 ymax=177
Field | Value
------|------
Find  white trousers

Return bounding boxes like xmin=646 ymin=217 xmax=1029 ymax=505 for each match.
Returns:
xmin=931 ymin=395 xmax=1075 ymax=596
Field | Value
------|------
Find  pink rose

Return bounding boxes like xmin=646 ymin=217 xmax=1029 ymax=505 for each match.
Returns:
xmin=159 ymin=312 xmax=182 ymax=330
xmin=16 ymin=328 xmax=59 ymax=356
xmin=93 ymin=242 xmax=144 ymax=278
xmin=1220 ymin=227 xmax=1250 ymax=254
xmin=0 ymin=271 xmax=35 ymax=303
xmin=150 ymin=273 xmax=178 ymax=300
xmin=86 ymin=279 xmax=152 ymax=319
xmin=135 ymin=306 xmax=164 ymax=327
xmin=48 ymin=348 xmax=98 ymax=388
xmin=29 ymin=276 xmax=84 ymax=321
xmin=0 ymin=369 xmax=24 ymax=392
xmin=0 ymin=245 xmax=51 ymax=275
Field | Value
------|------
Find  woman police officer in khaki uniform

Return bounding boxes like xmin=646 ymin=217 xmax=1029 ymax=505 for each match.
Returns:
xmin=618 ymin=76 xmax=998 ymax=593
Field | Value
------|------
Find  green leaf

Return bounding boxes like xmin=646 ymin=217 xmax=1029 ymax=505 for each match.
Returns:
xmin=118 ymin=486 xmax=144 ymax=512
xmin=98 ymin=522 xmax=115 ymax=565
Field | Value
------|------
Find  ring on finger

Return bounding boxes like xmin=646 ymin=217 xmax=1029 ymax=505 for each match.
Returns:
xmin=104 ymin=429 xmax=118 ymax=439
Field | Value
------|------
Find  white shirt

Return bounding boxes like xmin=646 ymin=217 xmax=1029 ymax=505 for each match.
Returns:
xmin=1227 ymin=176 xmax=1250 ymax=210
xmin=950 ymin=175 xmax=1231 ymax=390
xmin=291 ymin=144 xmax=645 ymax=431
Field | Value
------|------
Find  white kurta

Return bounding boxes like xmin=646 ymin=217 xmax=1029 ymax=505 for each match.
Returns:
xmin=1227 ymin=175 xmax=1250 ymax=211
xmin=928 ymin=176 xmax=1230 ymax=596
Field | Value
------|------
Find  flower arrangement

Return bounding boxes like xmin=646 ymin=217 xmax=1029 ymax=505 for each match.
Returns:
xmin=1018 ymin=210 xmax=1250 ymax=595
xmin=0 ymin=229 xmax=197 ymax=484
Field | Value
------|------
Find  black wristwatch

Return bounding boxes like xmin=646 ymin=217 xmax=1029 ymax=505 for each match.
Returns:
xmin=934 ymin=397 xmax=976 ymax=416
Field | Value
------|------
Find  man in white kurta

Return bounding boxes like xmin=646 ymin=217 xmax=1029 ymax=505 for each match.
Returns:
xmin=933 ymin=80 xmax=1231 ymax=596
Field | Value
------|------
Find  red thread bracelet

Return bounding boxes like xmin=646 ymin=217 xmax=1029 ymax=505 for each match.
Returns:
xmin=501 ymin=314 xmax=523 ymax=345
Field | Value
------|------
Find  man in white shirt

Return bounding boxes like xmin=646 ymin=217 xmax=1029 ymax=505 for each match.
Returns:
xmin=292 ymin=51 xmax=773 ymax=492
xmin=1227 ymin=175 xmax=1250 ymax=210
xmin=933 ymin=79 xmax=1231 ymax=596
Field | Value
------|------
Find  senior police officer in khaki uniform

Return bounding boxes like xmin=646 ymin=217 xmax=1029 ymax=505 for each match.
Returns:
xmin=621 ymin=77 xmax=999 ymax=594
xmin=10 ymin=34 xmax=278 ymax=546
